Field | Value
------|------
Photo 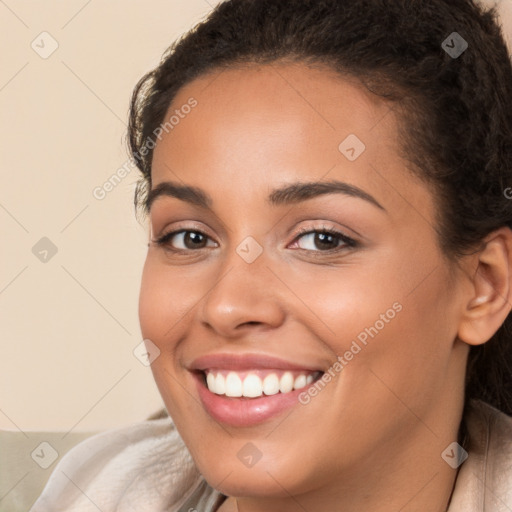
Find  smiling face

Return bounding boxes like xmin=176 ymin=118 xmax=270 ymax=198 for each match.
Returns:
xmin=138 ymin=62 xmax=471 ymax=506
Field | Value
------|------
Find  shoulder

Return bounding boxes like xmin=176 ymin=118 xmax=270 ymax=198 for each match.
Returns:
xmin=29 ymin=417 xmax=206 ymax=512
xmin=465 ymin=399 xmax=512 ymax=466
xmin=448 ymin=399 xmax=512 ymax=512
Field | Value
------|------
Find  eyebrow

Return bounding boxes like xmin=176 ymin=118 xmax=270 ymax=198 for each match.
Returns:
xmin=146 ymin=179 xmax=386 ymax=212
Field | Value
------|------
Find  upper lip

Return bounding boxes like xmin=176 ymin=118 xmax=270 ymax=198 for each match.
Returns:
xmin=189 ymin=353 xmax=323 ymax=372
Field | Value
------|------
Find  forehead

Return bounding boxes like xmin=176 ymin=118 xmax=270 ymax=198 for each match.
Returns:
xmin=150 ymin=62 xmax=435 ymax=225
xmin=156 ymin=62 xmax=391 ymax=163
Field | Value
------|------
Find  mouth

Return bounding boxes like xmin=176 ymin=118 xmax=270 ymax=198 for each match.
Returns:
xmin=200 ymin=368 xmax=323 ymax=398
xmin=189 ymin=354 xmax=326 ymax=427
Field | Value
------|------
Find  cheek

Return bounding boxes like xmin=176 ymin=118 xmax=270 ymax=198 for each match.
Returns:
xmin=138 ymin=264 xmax=193 ymax=424
xmin=332 ymin=266 xmax=458 ymax=412
xmin=138 ymin=257 xmax=208 ymax=408
xmin=138 ymin=256 xmax=197 ymax=338
xmin=138 ymin=258 xmax=184 ymax=391
xmin=138 ymin=261 xmax=165 ymax=370
xmin=307 ymin=249 xmax=456 ymax=388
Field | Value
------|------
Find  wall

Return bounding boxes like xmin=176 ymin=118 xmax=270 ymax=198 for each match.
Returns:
xmin=1 ymin=0 xmax=223 ymax=432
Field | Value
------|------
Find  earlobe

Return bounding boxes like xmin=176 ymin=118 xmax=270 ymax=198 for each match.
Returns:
xmin=457 ymin=227 xmax=512 ymax=346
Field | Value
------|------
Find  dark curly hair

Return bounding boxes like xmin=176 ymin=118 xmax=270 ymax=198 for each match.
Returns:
xmin=127 ymin=0 xmax=512 ymax=424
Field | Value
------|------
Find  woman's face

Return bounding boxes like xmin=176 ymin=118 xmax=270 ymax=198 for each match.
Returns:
xmin=139 ymin=63 xmax=470 ymax=501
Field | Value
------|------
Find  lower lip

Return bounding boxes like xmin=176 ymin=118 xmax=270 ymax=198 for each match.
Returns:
xmin=192 ymin=372 xmax=319 ymax=427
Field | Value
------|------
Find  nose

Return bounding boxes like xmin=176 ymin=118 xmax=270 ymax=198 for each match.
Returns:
xmin=198 ymin=244 xmax=287 ymax=338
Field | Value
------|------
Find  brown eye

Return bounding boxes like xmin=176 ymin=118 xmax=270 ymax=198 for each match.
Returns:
xmin=180 ymin=231 xmax=209 ymax=249
xmin=304 ymin=232 xmax=340 ymax=251
xmin=154 ymin=230 xmax=216 ymax=251
xmin=292 ymin=228 xmax=357 ymax=252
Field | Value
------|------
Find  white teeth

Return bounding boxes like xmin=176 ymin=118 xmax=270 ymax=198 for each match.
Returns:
xmin=293 ymin=374 xmax=307 ymax=390
xmin=242 ymin=374 xmax=263 ymax=397
xmin=279 ymin=372 xmax=294 ymax=393
xmin=214 ymin=373 xmax=225 ymax=395
xmin=262 ymin=374 xmax=280 ymax=395
xmin=205 ymin=370 xmax=319 ymax=397
xmin=225 ymin=372 xmax=243 ymax=397
xmin=206 ymin=372 xmax=216 ymax=391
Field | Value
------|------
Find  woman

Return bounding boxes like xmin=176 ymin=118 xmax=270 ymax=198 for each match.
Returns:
xmin=30 ymin=0 xmax=512 ymax=510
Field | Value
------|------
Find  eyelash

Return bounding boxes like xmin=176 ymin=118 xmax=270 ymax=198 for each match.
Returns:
xmin=151 ymin=224 xmax=358 ymax=255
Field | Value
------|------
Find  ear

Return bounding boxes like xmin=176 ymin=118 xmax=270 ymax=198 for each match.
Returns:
xmin=458 ymin=227 xmax=512 ymax=346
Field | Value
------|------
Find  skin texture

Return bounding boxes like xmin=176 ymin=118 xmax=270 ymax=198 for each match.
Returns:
xmin=138 ymin=62 xmax=512 ymax=512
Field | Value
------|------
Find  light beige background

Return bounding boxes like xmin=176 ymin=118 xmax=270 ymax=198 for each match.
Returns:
xmin=0 ymin=0 xmax=223 ymax=432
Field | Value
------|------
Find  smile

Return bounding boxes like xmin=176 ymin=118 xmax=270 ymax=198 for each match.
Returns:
xmin=204 ymin=369 xmax=322 ymax=397
xmin=188 ymin=353 xmax=326 ymax=427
